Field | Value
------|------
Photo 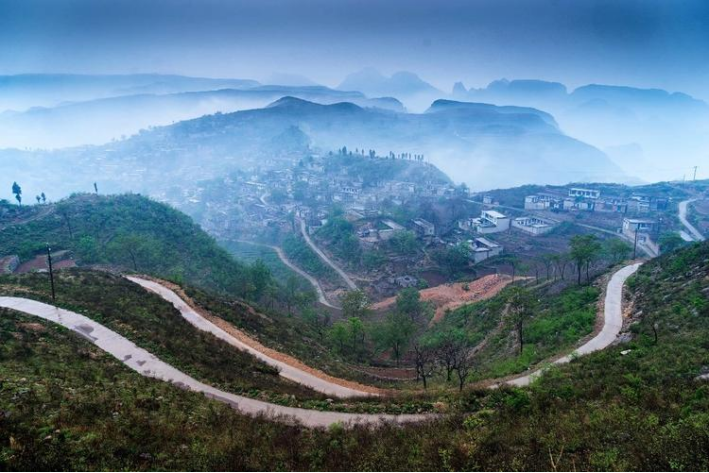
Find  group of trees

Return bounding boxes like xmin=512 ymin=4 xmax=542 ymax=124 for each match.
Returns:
xmin=335 ymin=146 xmax=425 ymax=162
xmin=328 ymin=287 xmax=433 ymax=366
xmin=519 ymin=235 xmax=633 ymax=287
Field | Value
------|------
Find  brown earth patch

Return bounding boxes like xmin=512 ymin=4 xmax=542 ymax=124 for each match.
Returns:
xmin=372 ymin=274 xmax=516 ymax=324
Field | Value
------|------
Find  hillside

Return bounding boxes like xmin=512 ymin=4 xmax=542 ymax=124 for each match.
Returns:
xmin=2 ymin=239 xmax=709 ymax=469
xmin=0 ymin=194 xmax=265 ymax=298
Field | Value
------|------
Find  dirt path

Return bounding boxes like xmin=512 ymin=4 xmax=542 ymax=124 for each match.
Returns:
xmin=298 ymin=218 xmax=357 ymax=290
xmin=372 ymin=274 xmax=515 ymax=324
xmin=679 ymin=199 xmax=706 ymax=242
xmin=495 ymin=262 xmax=643 ymax=387
xmin=0 ymin=296 xmax=430 ymax=428
xmin=233 ymin=239 xmax=339 ymax=309
xmin=127 ymin=276 xmax=378 ymax=397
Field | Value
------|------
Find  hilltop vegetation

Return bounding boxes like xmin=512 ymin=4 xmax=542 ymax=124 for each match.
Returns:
xmin=0 ymin=194 xmax=272 ymax=299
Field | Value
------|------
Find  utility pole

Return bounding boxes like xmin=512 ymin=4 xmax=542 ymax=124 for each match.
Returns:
xmin=632 ymin=228 xmax=639 ymax=260
xmin=46 ymin=245 xmax=56 ymax=302
xmin=693 ymin=166 xmax=698 ymax=182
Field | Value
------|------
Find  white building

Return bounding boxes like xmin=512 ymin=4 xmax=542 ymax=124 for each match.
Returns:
xmin=568 ymin=187 xmax=601 ymax=199
xmin=458 ymin=210 xmax=510 ymax=234
xmin=468 ymin=237 xmax=503 ymax=263
xmin=512 ymin=215 xmax=559 ymax=236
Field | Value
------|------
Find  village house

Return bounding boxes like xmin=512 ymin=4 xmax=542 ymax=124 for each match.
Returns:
xmin=468 ymin=237 xmax=503 ymax=263
xmin=512 ymin=215 xmax=559 ymax=236
xmin=622 ymin=217 xmax=658 ymax=236
xmin=411 ymin=218 xmax=436 ymax=237
xmin=459 ymin=209 xmax=510 ymax=234
xmin=524 ymin=194 xmax=563 ymax=210
xmin=568 ymin=187 xmax=601 ymax=199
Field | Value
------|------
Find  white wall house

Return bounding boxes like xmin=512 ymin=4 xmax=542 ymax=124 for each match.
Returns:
xmin=468 ymin=237 xmax=503 ymax=263
xmin=512 ymin=216 xmax=559 ymax=236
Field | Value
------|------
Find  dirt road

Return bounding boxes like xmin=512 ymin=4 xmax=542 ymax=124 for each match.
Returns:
xmin=0 ymin=295 xmax=432 ymax=428
xmin=500 ymin=262 xmax=642 ymax=387
xmin=679 ymin=199 xmax=706 ymax=242
xmin=127 ymin=276 xmax=372 ymax=397
xmin=298 ymin=218 xmax=357 ymax=290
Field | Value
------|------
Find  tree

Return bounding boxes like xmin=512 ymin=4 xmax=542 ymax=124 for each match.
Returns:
xmin=329 ymin=321 xmax=349 ymax=354
xmin=35 ymin=195 xmax=41 ymax=204
xmin=11 ymin=182 xmax=21 ymax=206
xmin=348 ymin=317 xmax=366 ymax=359
xmin=604 ymin=238 xmax=632 ymax=264
xmin=395 ymin=287 xmax=425 ymax=322
xmin=569 ymin=234 xmax=602 ymax=285
xmin=283 ymin=274 xmax=300 ymax=314
xmin=412 ymin=340 xmax=436 ymax=389
xmin=248 ymin=259 xmax=272 ymax=301
xmin=374 ymin=310 xmax=416 ymax=367
xmin=389 ymin=231 xmax=418 ymax=255
xmin=506 ymin=287 xmax=536 ymax=356
xmin=433 ymin=243 xmax=470 ymax=279
xmin=659 ymin=232 xmax=685 ymax=254
xmin=41 ymin=192 xmax=46 ymax=204
xmin=341 ymin=289 xmax=370 ymax=320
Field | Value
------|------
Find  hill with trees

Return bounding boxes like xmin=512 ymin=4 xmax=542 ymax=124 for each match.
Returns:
xmin=0 ymin=193 xmax=270 ymax=299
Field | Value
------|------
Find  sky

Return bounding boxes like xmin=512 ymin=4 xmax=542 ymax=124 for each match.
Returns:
xmin=1 ymin=0 xmax=709 ymax=97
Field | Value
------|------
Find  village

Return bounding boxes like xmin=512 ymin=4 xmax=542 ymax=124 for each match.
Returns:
xmin=148 ymin=147 xmax=687 ymax=306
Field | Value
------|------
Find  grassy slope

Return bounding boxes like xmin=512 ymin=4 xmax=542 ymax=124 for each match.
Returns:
xmin=2 ymin=243 xmax=709 ymax=469
xmin=220 ymin=239 xmax=310 ymax=290
xmin=0 ymin=269 xmax=318 ymax=401
xmin=0 ymin=194 xmax=255 ymax=297
xmin=440 ymin=283 xmax=600 ymax=381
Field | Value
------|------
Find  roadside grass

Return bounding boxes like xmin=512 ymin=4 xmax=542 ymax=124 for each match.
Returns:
xmin=2 ymin=243 xmax=709 ymax=470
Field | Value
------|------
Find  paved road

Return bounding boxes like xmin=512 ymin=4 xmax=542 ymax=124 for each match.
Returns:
xmin=128 ymin=276 xmax=363 ymax=397
xmin=501 ymin=262 xmax=643 ymax=387
xmin=232 ymin=240 xmax=339 ymax=309
xmin=298 ymin=218 xmax=357 ymax=290
xmin=0 ymin=295 xmax=431 ymax=427
xmin=679 ymin=199 xmax=706 ymax=242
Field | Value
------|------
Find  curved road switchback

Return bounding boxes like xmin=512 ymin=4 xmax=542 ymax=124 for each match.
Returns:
xmin=127 ymin=276 xmax=364 ymax=397
xmin=0 ymin=295 xmax=432 ymax=428
xmin=500 ymin=262 xmax=642 ymax=387
xmin=298 ymin=218 xmax=357 ymax=290
xmin=679 ymin=199 xmax=706 ymax=242
xmin=233 ymin=240 xmax=339 ymax=309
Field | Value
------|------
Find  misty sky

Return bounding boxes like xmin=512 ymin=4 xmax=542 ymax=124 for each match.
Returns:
xmin=2 ymin=0 xmax=709 ymax=97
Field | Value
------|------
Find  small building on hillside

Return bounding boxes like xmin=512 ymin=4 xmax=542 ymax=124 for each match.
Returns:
xmin=378 ymin=219 xmax=406 ymax=240
xmin=512 ymin=215 xmax=559 ymax=236
xmin=524 ymin=194 xmax=563 ymax=211
xmin=568 ymin=187 xmax=601 ymax=199
xmin=458 ymin=209 xmax=510 ymax=234
xmin=622 ymin=218 xmax=657 ymax=236
xmin=468 ymin=237 xmax=503 ymax=263
xmin=411 ymin=218 xmax=436 ymax=237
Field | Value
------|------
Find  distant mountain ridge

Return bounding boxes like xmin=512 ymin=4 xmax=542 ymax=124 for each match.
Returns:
xmin=82 ymin=96 xmax=625 ymax=190
xmin=0 ymin=85 xmax=406 ymax=149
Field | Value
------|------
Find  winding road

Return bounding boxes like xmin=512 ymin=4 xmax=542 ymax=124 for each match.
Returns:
xmin=679 ymin=199 xmax=706 ymax=242
xmin=501 ymin=262 xmax=642 ymax=387
xmin=0 ymin=261 xmax=642 ymax=425
xmin=233 ymin=240 xmax=338 ymax=309
xmin=298 ymin=218 xmax=357 ymax=290
xmin=0 ymin=292 xmax=430 ymax=428
xmin=127 ymin=276 xmax=358 ymax=395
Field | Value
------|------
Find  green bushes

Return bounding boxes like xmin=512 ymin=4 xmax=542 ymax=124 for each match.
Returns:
xmin=0 ymin=194 xmax=269 ymax=299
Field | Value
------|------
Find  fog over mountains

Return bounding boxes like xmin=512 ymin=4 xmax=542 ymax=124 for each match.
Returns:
xmin=1 ymin=69 xmax=706 ymax=198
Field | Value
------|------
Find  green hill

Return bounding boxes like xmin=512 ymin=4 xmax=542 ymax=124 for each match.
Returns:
xmin=0 ymin=194 xmax=268 ymax=299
